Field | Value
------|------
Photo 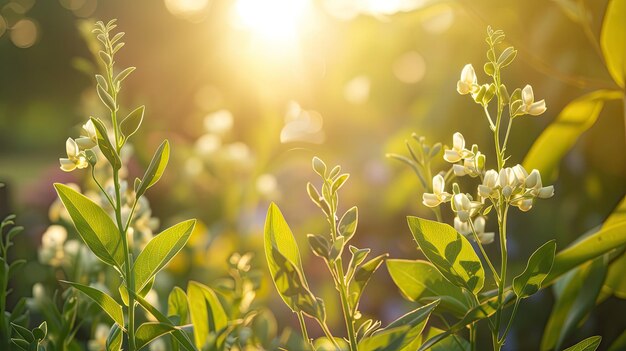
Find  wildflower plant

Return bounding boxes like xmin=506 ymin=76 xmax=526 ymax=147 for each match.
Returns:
xmin=53 ymin=20 xmax=197 ymax=351
xmin=386 ymin=26 xmax=610 ymax=351
xmin=264 ymin=158 xmax=441 ymax=351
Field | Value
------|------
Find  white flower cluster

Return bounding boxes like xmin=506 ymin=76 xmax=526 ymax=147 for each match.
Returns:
xmin=457 ymin=64 xmax=546 ymax=116
xmin=422 ymin=132 xmax=554 ymax=244
xmin=59 ymin=120 xmax=98 ymax=172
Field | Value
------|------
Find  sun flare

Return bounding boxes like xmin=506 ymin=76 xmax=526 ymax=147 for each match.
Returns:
xmin=233 ymin=0 xmax=311 ymax=46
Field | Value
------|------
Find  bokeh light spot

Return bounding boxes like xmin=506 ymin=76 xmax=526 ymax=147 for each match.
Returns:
xmin=393 ymin=51 xmax=426 ymax=84
xmin=10 ymin=18 xmax=37 ymax=48
xmin=344 ymin=75 xmax=371 ymax=104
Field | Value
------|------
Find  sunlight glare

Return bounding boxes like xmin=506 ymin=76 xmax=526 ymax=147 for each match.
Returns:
xmin=233 ymin=0 xmax=311 ymax=46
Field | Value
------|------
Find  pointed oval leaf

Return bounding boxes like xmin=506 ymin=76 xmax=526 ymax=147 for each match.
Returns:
xmin=563 ymin=336 xmax=602 ymax=351
xmin=359 ymin=326 xmax=410 ymax=351
xmin=407 ymin=216 xmax=485 ymax=294
xmin=61 ymin=280 xmax=124 ymax=327
xmin=338 ymin=206 xmax=358 ymax=241
xmin=513 ymin=240 xmax=556 ymax=298
xmin=134 ymin=219 xmax=196 ymax=292
xmin=106 ymin=324 xmax=122 ymax=351
xmin=264 ymin=203 xmax=306 ymax=280
xmin=168 ymin=286 xmax=189 ymax=325
xmin=136 ymin=140 xmax=170 ymax=198
xmin=350 ymin=254 xmax=388 ymax=307
xmin=54 ymin=183 xmax=124 ymax=268
xmin=97 ymin=84 xmax=116 ymax=111
xmin=600 ymin=0 xmax=626 ymax=88
xmin=387 ymin=259 xmax=469 ymax=316
xmin=90 ymin=117 xmax=121 ymax=170
xmin=136 ymin=322 xmax=177 ymax=350
xmin=378 ymin=300 xmax=439 ymax=350
xmin=114 ymin=67 xmax=136 ymax=83
xmin=119 ymin=276 xmax=154 ymax=306
xmin=129 ymin=289 xmax=197 ymax=351
xmin=187 ymin=281 xmax=227 ymax=349
xmin=120 ymin=105 xmax=145 ymax=141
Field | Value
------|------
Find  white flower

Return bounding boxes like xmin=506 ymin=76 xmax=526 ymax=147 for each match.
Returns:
xmin=511 ymin=197 xmax=534 ymax=212
xmin=472 ymin=216 xmax=494 ymax=244
xmin=525 ymin=169 xmax=554 ymax=199
xmin=60 ymin=138 xmax=89 ymax=172
xmin=457 ymin=64 xmax=478 ymax=95
xmin=455 ymin=216 xmax=493 ymax=244
xmin=451 ymin=193 xmax=481 ymax=222
xmin=88 ymin=324 xmax=110 ymax=351
xmin=444 ymin=132 xmax=472 ymax=163
xmin=39 ymin=225 xmax=67 ymax=267
xmin=478 ymin=169 xmax=499 ymax=198
xmin=422 ymin=174 xmax=451 ymax=207
xmin=75 ymin=120 xmax=98 ymax=150
xmin=521 ymin=85 xmax=547 ymax=116
xmin=512 ymin=164 xmax=528 ymax=184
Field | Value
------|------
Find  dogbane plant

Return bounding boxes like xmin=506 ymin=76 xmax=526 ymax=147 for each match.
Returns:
xmin=264 ymin=158 xmax=441 ymax=351
xmin=54 ymin=20 xmax=196 ymax=351
xmin=388 ymin=27 xmax=561 ymax=351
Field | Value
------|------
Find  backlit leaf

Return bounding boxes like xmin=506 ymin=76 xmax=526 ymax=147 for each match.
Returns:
xmin=523 ymin=90 xmax=623 ymax=181
xmin=600 ymin=0 xmax=626 ymax=87
xmin=135 ymin=322 xmax=177 ymax=350
xmin=187 ymin=281 xmax=227 ymax=349
xmin=61 ymin=280 xmax=124 ymax=327
xmin=134 ymin=219 xmax=196 ymax=292
xmin=563 ymin=336 xmax=602 ymax=351
xmin=407 ymin=216 xmax=484 ymax=294
xmin=54 ymin=183 xmax=124 ymax=268
xmin=136 ymin=140 xmax=170 ymax=198
xmin=513 ymin=240 xmax=556 ymax=298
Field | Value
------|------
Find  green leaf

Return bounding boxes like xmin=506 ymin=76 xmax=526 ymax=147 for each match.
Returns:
xmin=97 ymin=84 xmax=116 ymax=111
xmin=331 ymin=173 xmax=349 ymax=193
xmin=187 ymin=281 xmax=227 ymax=349
xmin=120 ymin=105 xmax=145 ymax=143
xmin=541 ymin=256 xmax=607 ymax=351
xmin=264 ymin=203 xmax=322 ymax=319
xmin=600 ymin=0 xmax=626 ymax=87
xmin=523 ymin=90 xmax=623 ymax=181
xmin=513 ymin=240 xmax=556 ymax=298
xmin=312 ymin=157 xmax=326 ymax=178
xmin=61 ymin=280 xmax=124 ymax=327
xmin=407 ymin=216 xmax=485 ymax=294
xmin=358 ymin=326 xmax=410 ymax=351
xmin=134 ymin=219 xmax=196 ymax=292
xmin=387 ymin=259 xmax=469 ymax=316
xmin=307 ymin=234 xmax=330 ymax=259
xmin=601 ymin=195 xmax=626 ymax=297
xmin=106 ymin=324 xmax=122 ymax=351
xmin=129 ymin=289 xmax=197 ymax=351
xmin=136 ymin=322 xmax=177 ymax=350
xmin=563 ymin=336 xmax=602 ymax=351
xmin=545 ymin=221 xmax=626 ymax=285
xmin=11 ymin=323 xmax=34 ymax=343
xmin=114 ymin=66 xmax=136 ymax=83
xmin=420 ymin=327 xmax=470 ymax=351
xmin=54 ymin=183 xmax=124 ymax=268
xmin=349 ymin=254 xmax=388 ymax=307
xmin=136 ymin=140 xmax=170 ymax=198
xmin=378 ymin=300 xmax=439 ymax=351
xmin=90 ymin=117 xmax=122 ymax=170
xmin=497 ymin=46 xmax=517 ymax=68
xmin=338 ymin=207 xmax=358 ymax=242
xmin=168 ymin=286 xmax=189 ymax=325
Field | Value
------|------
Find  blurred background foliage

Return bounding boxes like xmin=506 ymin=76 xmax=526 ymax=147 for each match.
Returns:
xmin=0 ymin=0 xmax=624 ymax=349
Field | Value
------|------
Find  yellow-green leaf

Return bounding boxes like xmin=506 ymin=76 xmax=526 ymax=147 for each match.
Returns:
xmin=136 ymin=140 xmax=170 ymax=197
xmin=523 ymin=90 xmax=622 ymax=181
xmin=387 ymin=259 xmax=469 ymax=316
xmin=62 ymin=281 xmax=124 ymax=327
xmin=135 ymin=322 xmax=177 ymax=350
xmin=513 ymin=240 xmax=556 ymax=298
xmin=601 ymin=0 xmax=626 ymax=87
xmin=54 ymin=183 xmax=124 ymax=268
xmin=187 ymin=281 xmax=227 ymax=350
xmin=563 ymin=336 xmax=602 ymax=351
xmin=407 ymin=216 xmax=485 ymax=294
xmin=134 ymin=219 xmax=196 ymax=292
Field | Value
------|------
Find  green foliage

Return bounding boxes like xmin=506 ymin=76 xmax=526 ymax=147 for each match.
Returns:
xmin=523 ymin=90 xmax=623 ymax=181
xmin=188 ymin=281 xmax=227 ymax=349
xmin=61 ymin=281 xmax=124 ymax=327
xmin=600 ymin=0 xmax=626 ymax=88
xmin=53 ymin=183 xmax=125 ymax=268
xmin=512 ymin=240 xmax=556 ymax=298
xmin=407 ymin=217 xmax=485 ymax=295
xmin=387 ymin=259 xmax=469 ymax=316
xmin=563 ymin=336 xmax=602 ymax=351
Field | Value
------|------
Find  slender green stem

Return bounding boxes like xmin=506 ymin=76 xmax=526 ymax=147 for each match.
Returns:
xmin=493 ymin=204 xmax=509 ymax=350
xmin=468 ymin=220 xmax=500 ymax=282
xmin=335 ymin=261 xmax=358 ymax=351
xmin=296 ymin=312 xmax=312 ymax=347
xmin=91 ymin=167 xmax=115 ymax=209
xmin=501 ymin=117 xmax=514 ymax=155
xmin=499 ymin=297 xmax=521 ymax=345
xmin=470 ymin=323 xmax=477 ymax=351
